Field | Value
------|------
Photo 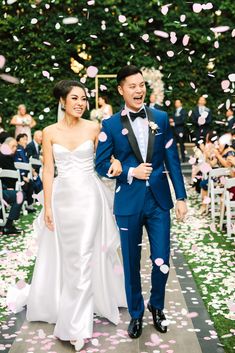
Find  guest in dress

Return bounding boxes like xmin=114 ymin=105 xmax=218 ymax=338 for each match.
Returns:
xmin=10 ymin=104 xmax=36 ymax=142
xmin=98 ymin=95 xmax=113 ymax=120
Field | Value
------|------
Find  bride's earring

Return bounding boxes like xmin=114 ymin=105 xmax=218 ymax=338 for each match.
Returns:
xmin=61 ymin=103 xmax=66 ymax=111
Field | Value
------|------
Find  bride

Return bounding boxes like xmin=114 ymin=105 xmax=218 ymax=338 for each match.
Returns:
xmin=26 ymin=80 xmax=126 ymax=351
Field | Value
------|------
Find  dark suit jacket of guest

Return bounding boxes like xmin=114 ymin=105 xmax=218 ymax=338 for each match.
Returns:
xmin=0 ymin=131 xmax=11 ymax=144
xmin=228 ymin=116 xmax=235 ymax=131
xmin=14 ymin=145 xmax=29 ymax=178
xmin=173 ymin=108 xmax=187 ymax=135
xmin=0 ymin=152 xmax=17 ymax=189
xmin=26 ymin=140 xmax=40 ymax=160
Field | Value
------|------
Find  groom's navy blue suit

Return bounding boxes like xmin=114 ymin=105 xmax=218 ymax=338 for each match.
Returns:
xmin=96 ymin=106 xmax=186 ymax=319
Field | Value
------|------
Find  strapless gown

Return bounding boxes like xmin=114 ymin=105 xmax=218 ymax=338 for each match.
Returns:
xmin=26 ymin=140 xmax=126 ymax=340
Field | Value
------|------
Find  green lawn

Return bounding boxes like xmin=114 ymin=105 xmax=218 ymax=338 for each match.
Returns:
xmin=172 ymin=187 xmax=235 ymax=353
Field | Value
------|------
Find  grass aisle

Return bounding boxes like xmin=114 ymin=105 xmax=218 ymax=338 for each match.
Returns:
xmin=171 ymin=184 xmax=235 ymax=353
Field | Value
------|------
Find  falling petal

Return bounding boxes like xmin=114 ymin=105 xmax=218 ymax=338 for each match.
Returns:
xmin=203 ymin=196 xmax=211 ymax=204
xmin=122 ymin=128 xmax=128 ymax=135
xmin=87 ymin=65 xmax=98 ymax=78
xmin=165 ymin=138 xmax=173 ymax=149
xmin=154 ymin=30 xmax=169 ymax=38
xmin=187 ymin=312 xmax=199 ymax=318
xmin=190 ymin=82 xmax=196 ymax=89
xmin=7 ymin=0 xmax=18 ymax=3
xmin=0 ymin=55 xmax=6 ymax=69
xmin=141 ymin=34 xmax=149 ymax=42
xmin=228 ymin=73 xmax=235 ymax=82
xmin=42 ymin=70 xmax=50 ymax=78
xmin=116 ymin=186 xmax=121 ymax=193
xmin=16 ymin=280 xmax=26 ymax=289
xmin=87 ymin=0 xmax=95 ymax=4
xmin=62 ymin=17 xmax=79 ymax=25
xmin=180 ymin=14 xmax=186 ymax=22
xmin=0 ymin=74 xmax=19 ymax=84
xmin=155 ymin=258 xmax=164 ymax=266
xmin=16 ymin=191 xmax=24 ymax=204
xmin=188 ymin=156 xmax=196 ymax=165
xmin=121 ymin=109 xmax=127 ymax=116
xmin=167 ymin=50 xmax=174 ymax=57
xmin=98 ymin=131 xmax=107 ymax=142
xmin=160 ymin=264 xmax=169 ymax=274
xmin=118 ymin=15 xmax=126 ymax=23
xmin=100 ymin=84 xmax=107 ymax=91
xmin=210 ymin=26 xmax=230 ymax=33
xmin=31 ymin=18 xmax=38 ymax=25
xmin=221 ymin=80 xmax=230 ymax=90
xmin=198 ymin=116 xmax=206 ymax=125
xmin=202 ymin=2 xmax=213 ymax=10
xmin=192 ymin=3 xmax=202 ymax=13
xmin=161 ymin=5 xmax=169 ymax=15
xmin=214 ymin=41 xmax=219 ymax=48
xmin=55 ymin=23 xmax=61 ymax=30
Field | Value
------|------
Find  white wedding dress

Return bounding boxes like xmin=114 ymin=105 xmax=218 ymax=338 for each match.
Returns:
xmin=25 ymin=139 xmax=126 ymax=340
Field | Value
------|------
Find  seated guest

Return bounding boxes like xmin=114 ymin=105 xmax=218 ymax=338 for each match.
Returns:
xmin=212 ymin=133 xmax=235 ymax=168
xmin=0 ymin=137 xmax=24 ymax=234
xmin=226 ymin=108 xmax=235 ymax=131
xmin=26 ymin=130 xmax=42 ymax=173
xmin=15 ymin=133 xmax=36 ymax=212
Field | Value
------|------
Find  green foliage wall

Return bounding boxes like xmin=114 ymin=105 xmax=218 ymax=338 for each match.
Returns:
xmin=0 ymin=0 xmax=234 ymax=134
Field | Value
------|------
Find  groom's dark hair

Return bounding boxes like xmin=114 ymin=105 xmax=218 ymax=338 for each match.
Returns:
xmin=116 ymin=65 xmax=143 ymax=86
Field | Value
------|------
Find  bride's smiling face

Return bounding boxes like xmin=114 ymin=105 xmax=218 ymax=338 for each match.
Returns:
xmin=63 ymin=86 xmax=87 ymax=118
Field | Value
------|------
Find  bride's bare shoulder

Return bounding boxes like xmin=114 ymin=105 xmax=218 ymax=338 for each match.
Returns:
xmin=83 ymin=119 xmax=100 ymax=133
xmin=43 ymin=123 xmax=59 ymax=136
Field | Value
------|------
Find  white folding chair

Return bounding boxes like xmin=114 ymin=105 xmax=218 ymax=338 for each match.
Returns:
xmin=0 ymin=180 xmax=7 ymax=227
xmin=29 ymin=156 xmax=43 ymax=179
xmin=0 ymin=168 xmax=27 ymax=214
xmin=207 ymin=167 xmax=231 ymax=221
xmin=220 ymin=177 xmax=235 ymax=237
xmin=14 ymin=161 xmax=33 ymax=179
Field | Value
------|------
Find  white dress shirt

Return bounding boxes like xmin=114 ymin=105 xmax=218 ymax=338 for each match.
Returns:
xmin=125 ymin=105 xmax=149 ymax=184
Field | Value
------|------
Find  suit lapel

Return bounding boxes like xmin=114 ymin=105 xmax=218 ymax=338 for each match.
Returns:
xmin=121 ymin=113 xmax=144 ymax=163
xmin=145 ymin=106 xmax=155 ymax=163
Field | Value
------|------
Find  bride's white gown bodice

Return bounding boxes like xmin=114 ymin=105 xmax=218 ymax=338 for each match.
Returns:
xmin=25 ymin=140 xmax=126 ymax=341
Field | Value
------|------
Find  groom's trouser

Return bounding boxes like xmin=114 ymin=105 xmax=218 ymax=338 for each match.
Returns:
xmin=116 ymin=187 xmax=170 ymax=319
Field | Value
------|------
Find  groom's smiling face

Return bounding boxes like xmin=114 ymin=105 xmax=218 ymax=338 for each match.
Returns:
xmin=118 ymin=73 xmax=146 ymax=112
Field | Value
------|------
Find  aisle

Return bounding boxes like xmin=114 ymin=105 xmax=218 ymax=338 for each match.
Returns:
xmin=1 ymin=233 xmax=224 ymax=353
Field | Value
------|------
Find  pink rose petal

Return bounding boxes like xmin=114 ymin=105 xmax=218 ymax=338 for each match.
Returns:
xmin=16 ymin=191 xmax=24 ymax=204
xmin=198 ymin=116 xmax=206 ymax=125
xmin=122 ymin=128 xmax=128 ymax=135
xmin=121 ymin=109 xmax=127 ymax=116
xmin=160 ymin=264 xmax=169 ymax=274
xmin=154 ymin=30 xmax=169 ymax=38
xmin=16 ymin=280 xmax=26 ymax=289
xmin=0 ymin=74 xmax=19 ymax=84
xmin=211 ymin=26 xmax=230 ymax=33
xmin=187 ymin=312 xmax=199 ymax=318
xmin=118 ymin=15 xmax=126 ymax=23
xmin=165 ymin=138 xmax=173 ymax=149
xmin=0 ymin=55 xmax=5 ymax=69
xmin=155 ymin=258 xmax=164 ymax=266
xmin=86 ymin=66 xmax=98 ymax=78
xmin=98 ymin=132 xmax=107 ymax=142
xmin=193 ymin=3 xmax=202 ymax=13
xmin=221 ymin=80 xmax=230 ymax=90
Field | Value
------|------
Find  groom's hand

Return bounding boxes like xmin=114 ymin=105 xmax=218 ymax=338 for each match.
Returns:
xmin=133 ymin=163 xmax=153 ymax=180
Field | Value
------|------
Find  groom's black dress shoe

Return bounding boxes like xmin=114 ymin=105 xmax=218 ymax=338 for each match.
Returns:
xmin=127 ymin=318 xmax=143 ymax=339
xmin=147 ymin=303 xmax=167 ymax=333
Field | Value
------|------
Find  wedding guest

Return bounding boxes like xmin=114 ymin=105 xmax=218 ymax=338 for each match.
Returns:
xmin=98 ymin=96 xmax=113 ymax=120
xmin=26 ymin=130 xmax=43 ymax=174
xmin=226 ymin=108 xmax=235 ymax=131
xmin=191 ymin=96 xmax=212 ymax=144
xmin=212 ymin=133 xmax=235 ymax=168
xmin=10 ymin=104 xmax=36 ymax=142
xmin=15 ymin=133 xmax=36 ymax=212
xmin=0 ymin=137 xmax=24 ymax=235
xmin=148 ymin=92 xmax=164 ymax=110
xmin=171 ymin=99 xmax=187 ymax=162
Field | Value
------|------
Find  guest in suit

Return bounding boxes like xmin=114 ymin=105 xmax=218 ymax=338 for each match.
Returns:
xmin=96 ymin=65 xmax=187 ymax=339
xmin=0 ymin=137 xmax=24 ymax=234
xmin=26 ymin=130 xmax=42 ymax=172
xmin=171 ymin=99 xmax=187 ymax=162
xmin=191 ymin=96 xmax=212 ymax=144
xmin=226 ymin=108 xmax=235 ymax=131
xmin=15 ymin=133 xmax=36 ymax=212
xmin=148 ymin=92 xmax=164 ymax=110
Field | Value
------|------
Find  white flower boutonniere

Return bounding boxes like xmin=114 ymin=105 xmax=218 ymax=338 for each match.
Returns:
xmin=148 ymin=121 xmax=159 ymax=134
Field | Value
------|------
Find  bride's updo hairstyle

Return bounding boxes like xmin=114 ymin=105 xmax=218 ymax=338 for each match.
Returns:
xmin=53 ymin=80 xmax=87 ymax=100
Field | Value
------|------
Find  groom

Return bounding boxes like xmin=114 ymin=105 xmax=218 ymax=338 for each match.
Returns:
xmin=95 ymin=65 xmax=187 ymax=338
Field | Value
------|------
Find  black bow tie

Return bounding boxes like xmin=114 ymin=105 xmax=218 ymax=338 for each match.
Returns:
xmin=129 ymin=109 xmax=146 ymax=121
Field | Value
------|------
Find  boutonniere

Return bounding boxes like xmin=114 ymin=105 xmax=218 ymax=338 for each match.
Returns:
xmin=148 ymin=121 xmax=159 ymax=134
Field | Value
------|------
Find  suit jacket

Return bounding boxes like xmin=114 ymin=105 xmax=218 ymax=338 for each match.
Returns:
xmin=14 ymin=144 xmax=29 ymax=178
xmin=173 ymin=108 xmax=187 ymax=134
xmin=191 ymin=106 xmax=212 ymax=128
xmin=95 ymin=107 xmax=187 ymax=216
xmin=0 ymin=152 xmax=17 ymax=189
xmin=26 ymin=140 xmax=40 ymax=160
xmin=228 ymin=116 xmax=235 ymax=130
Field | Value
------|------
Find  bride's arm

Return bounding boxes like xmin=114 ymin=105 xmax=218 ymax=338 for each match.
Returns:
xmin=94 ymin=123 xmax=122 ymax=177
xmin=42 ymin=127 xmax=55 ymax=231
